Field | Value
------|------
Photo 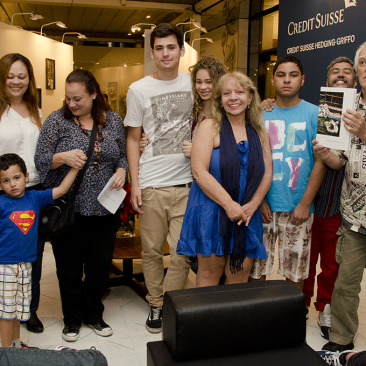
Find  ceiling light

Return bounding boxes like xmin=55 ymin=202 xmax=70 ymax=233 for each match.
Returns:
xmin=191 ymin=37 xmax=213 ymax=45
xmin=11 ymin=12 xmax=44 ymax=26
xmin=131 ymin=23 xmax=155 ymax=32
xmin=128 ymin=33 xmax=131 ymax=36
xmin=61 ymin=32 xmax=87 ymax=43
xmin=177 ymin=21 xmax=207 ymax=33
xmin=30 ymin=12 xmax=44 ymax=20
xmin=146 ymin=15 xmax=151 ymax=18
xmin=40 ymin=21 xmax=66 ymax=36
xmin=131 ymin=24 xmax=141 ymax=32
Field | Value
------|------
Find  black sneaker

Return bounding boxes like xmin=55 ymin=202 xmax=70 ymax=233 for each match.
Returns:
xmin=145 ymin=306 xmax=162 ymax=333
xmin=62 ymin=324 xmax=80 ymax=342
xmin=85 ymin=320 xmax=113 ymax=337
xmin=322 ymin=341 xmax=354 ymax=352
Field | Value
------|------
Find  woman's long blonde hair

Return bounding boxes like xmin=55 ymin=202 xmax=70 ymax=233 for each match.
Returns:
xmin=211 ymin=72 xmax=267 ymax=145
xmin=0 ymin=53 xmax=42 ymax=129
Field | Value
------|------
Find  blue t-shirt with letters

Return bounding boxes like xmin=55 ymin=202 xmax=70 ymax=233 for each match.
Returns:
xmin=264 ymin=100 xmax=319 ymax=213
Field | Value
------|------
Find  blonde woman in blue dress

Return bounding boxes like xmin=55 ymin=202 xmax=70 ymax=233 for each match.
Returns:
xmin=177 ymin=72 xmax=272 ymax=286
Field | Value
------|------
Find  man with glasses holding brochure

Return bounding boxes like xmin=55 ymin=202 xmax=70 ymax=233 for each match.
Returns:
xmin=303 ymin=56 xmax=357 ymax=341
xmin=314 ymin=41 xmax=366 ymax=353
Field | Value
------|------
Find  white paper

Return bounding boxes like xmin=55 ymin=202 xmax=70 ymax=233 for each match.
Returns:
xmin=97 ymin=176 xmax=126 ymax=214
xmin=316 ymin=87 xmax=356 ymax=151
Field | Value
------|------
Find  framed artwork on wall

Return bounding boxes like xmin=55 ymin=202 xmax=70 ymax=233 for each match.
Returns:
xmin=45 ymin=58 xmax=55 ymax=90
xmin=37 ymin=88 xmax=42 ymax=108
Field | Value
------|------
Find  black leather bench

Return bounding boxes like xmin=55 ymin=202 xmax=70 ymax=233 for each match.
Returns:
xmin=147 ymin=280 xmax=327 ymax=366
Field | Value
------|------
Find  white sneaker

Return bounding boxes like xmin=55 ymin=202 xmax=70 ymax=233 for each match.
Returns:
xmin=318 ymin=303 xmax=331 ymax=340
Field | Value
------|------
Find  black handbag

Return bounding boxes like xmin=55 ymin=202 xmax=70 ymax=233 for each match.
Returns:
xmin=39 ymin=122 xmax=98 ymax=240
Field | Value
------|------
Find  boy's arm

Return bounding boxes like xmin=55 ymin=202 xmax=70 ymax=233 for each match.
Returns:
xmin=52 ymin=168 xmax=79 ymax=200
xmin=290 ymin=155 xmax=327 ymax=226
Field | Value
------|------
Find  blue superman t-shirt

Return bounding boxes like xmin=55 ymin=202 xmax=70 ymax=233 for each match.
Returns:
xmin=0 ymin=190 xmax=54 ymax=264
xmin=264 ymin=100 xmax=319 ymax=213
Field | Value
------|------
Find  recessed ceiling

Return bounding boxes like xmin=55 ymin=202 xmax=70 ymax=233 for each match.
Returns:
xmin=0 ymin=0 xmax=229 ymax=42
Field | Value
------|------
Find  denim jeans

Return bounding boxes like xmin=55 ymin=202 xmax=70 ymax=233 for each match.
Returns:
xmin=0 ymin=347 xmax=107 ymax=366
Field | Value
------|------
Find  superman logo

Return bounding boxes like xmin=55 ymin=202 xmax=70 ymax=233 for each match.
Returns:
xmin=9 ymin=210 xmax=36 ymax=235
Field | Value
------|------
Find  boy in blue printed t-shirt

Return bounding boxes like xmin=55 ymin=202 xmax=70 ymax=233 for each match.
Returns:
xmin=250 ymin=55 xmax=326 ymax=291
xmin=0 ymin=153 xmax=78 ymax=348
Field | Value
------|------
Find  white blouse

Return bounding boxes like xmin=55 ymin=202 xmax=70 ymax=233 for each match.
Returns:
xmin=0 ymin=107 xmax=42 ymax=187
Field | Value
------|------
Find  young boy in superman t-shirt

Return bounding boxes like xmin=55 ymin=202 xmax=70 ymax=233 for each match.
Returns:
xmin=0 ymin=153 xmax=78 ymax=348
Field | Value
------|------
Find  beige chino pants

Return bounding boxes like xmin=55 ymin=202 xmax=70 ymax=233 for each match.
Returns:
xmin=329 ymin=225 xmax=366 ymax=345
xmin=138 ymin=186 xmax=191 ymax=307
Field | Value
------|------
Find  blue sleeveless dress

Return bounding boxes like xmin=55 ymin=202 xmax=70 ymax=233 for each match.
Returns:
xmin=177 ymin=140 xmax=267 ymax=259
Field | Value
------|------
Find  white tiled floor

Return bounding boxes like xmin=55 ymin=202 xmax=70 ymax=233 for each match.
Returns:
xmin=15 ymin=243 xmax=366 ymax=364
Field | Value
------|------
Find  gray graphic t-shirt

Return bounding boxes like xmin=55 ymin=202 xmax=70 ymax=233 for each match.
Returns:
xmin=125 ymin=72 xmax=193 ymax=189
xmin=151 ymin=91 xmax=192 ymax=156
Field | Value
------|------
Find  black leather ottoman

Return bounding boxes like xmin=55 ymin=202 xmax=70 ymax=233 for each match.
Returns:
xmin=147 ymin=341 xmax=327 ymax=366
xmin=147 ymin=280 xmax=327 ymax=365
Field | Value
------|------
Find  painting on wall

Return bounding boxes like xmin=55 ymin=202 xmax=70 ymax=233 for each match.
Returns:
xmin=46 ymin=58 xmax=55 ymax=90
xmin=37 ymin=88 xmax=42 ymax=109
xmin=221 ymin=0 xmax=239 ymax=71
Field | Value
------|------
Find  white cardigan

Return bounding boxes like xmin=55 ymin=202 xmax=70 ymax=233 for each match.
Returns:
xmin=0 ymin=107 xmax=42 ymax=187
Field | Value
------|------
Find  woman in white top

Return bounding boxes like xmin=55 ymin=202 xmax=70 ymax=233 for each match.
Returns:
xmin=0 ymin=53 xmax=45 ymax=335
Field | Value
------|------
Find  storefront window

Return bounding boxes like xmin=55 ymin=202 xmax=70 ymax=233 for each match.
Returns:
xmin=248 ymin=0 xmax=279 ymax=99
xmin=263 ymin=0 xmax=279 ymax=11
xmin=261 ymin=10 xmax=278 ymax=51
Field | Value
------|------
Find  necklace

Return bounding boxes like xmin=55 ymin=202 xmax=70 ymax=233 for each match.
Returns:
xmin=76 ymin=117 xmax=103 ymax=173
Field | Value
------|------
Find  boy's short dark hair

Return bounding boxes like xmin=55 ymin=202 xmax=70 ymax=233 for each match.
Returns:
xmin=0 ymin=153 xmax=27 ymax=176
xmin=150 ymin=23 xmax=184 ymax=49
xmin=273 ymin=55 xmax=304 ymax=76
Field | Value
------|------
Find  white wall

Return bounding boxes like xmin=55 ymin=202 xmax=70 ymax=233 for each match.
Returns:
xmin=180 ymin=43 xmax=198 ymax=74
xmin=90 ymin=43 xmax=197 ymax=98
xmin=0 ymin=22 xmax=73 ymax=119
xmin=93 ymin=65 xmax=145 ymax=96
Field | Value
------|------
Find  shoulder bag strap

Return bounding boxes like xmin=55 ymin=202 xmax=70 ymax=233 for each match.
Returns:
xmin=69 ymin=121 xmax=98 ymax=202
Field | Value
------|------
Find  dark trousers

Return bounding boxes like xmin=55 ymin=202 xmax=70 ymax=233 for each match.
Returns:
xmin=51 ymin=213 xmax=119 ymax=326
xmin=30 ymin=235 xmax=46 ymax=313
